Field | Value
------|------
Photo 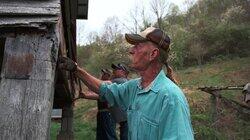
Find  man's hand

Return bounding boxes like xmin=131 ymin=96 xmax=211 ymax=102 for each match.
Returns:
xmin=58 ymin=57 xmax=77 ymax=72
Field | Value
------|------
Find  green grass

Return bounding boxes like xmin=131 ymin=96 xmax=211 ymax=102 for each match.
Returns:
xmin=74 ymin=120 xmax=96 ymax=140
xmin=177 ymin=57 xmax=250 ymax=139
xmin=51 ymin=56 xmax=250 ymax=140
xmin=73 ymin=99 xmax=97 ymax=140
xmin=50 ymin=99 xmax=97 ymax=140
xmin=178 ymin=57 xmax=250 ymax=87
xmin=50 ymin=121 xmax=61 ymax=140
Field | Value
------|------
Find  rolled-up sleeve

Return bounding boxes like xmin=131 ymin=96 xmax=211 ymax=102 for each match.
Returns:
xmin=99 ymin=82 xmax=130 ymax=110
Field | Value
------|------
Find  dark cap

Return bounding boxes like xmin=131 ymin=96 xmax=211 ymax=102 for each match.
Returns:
xmin=101 ymin=69 xmax=111 ymax=75
xmin=111 ymin=63 xmax=128 ymax=73
xmin=125 ymin=27 xmax=170 ymax=52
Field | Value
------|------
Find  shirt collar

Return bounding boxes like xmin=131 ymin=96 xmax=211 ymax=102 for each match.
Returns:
xmin=137 ymin=69 xmax=166 ymax=94
xmin=112 ymin=77 xmax=127 ymax=83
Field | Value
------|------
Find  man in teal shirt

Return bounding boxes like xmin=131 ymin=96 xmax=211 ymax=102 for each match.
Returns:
xmin=59 ymin=27 xmax=194 ymax=140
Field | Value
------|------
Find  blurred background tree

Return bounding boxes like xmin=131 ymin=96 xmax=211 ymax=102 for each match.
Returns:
xmin=77 ymin=0 xmax=249 ymax=75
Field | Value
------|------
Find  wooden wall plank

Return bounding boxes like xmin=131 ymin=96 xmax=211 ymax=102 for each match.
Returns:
xmin=0 ymin=0 xmax=60 ymax=28
xmin=0 ymin=17 xmax=58 ymax=27
xmin=0 ymin=26 xmax=59 ymax=140
xmin=0 ymin=79 xmax=27 ymax=140
xmin=0 ymin=0 xmax=60 ymax=9
xmin=0 ymin=7 xmax=59 ymax=16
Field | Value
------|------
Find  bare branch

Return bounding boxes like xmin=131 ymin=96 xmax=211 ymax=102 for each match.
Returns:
xmin=150 ymin=0 xmax=169 ymax=29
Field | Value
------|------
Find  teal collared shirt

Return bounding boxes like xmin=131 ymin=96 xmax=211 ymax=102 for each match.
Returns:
xmin=100 ymin=70 xmax=194 ymax=140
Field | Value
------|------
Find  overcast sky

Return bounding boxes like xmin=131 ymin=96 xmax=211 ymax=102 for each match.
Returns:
xmin=76 ymin=0 xmax=192 ymax=45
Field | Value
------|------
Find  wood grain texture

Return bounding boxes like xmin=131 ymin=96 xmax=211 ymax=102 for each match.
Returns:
xmin=0 ymin=0 xmax=60 ymax=28
xmin=0 ymin=0 xmax=60 ymax=9
xmin=0 ymin=17 xmax=58 ymax=26
xmin=0 ymin=26 xmax=59 ymax=140
xmin=0 ymin=7 xmax=59 ymax=16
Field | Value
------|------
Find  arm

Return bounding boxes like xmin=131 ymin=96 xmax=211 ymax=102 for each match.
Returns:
xmin=75 ymin=66 xmax=103 ymax=94
xmin=58 ymin=57 xmax=129 ymax=107
xmin=58 ymin=57 xmax=103 ymax=94
xmin=80 ymin=90 xmax=99 ymax=100
xmin=80 ymin=81 xmax=112 ymax=101
xmin=99 ymin=81 xmax=132 ymax=109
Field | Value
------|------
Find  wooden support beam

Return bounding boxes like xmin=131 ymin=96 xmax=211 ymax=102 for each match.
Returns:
xmin=0 ymin=0 xmax=79 ymax=139
xmin=57 ymin=104 xmax=74 ymax=140
xmin=0 ymin=26 xmax=59 ymax=140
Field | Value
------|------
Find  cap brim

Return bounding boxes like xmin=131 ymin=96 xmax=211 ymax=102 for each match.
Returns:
xmin=101 ymin=69 xmax=109 ymax=74
xmin=125 ymin=34 xmax=147 ymax=45
xmin=111 ymin=64 xmax=118 ymax=70
xmin=101 ymin=69 xmax=105 ymax=73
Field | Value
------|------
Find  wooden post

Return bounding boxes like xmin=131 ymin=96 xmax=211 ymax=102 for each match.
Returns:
xmin=57 ymin=103 xmax=74 ymax=140
xmin=0 ymin=26 xmax=59 ymax=140
xmin=210 ymin=91 xmax=219 ymax=138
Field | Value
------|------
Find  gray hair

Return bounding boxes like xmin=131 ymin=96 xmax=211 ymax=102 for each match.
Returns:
xmin=152 ymin=43 xmax=178 ymax=84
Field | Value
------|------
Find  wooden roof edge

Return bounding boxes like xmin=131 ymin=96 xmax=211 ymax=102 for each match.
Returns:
xmin=77 ymin=0 xmax=89 ymax=19
xmin=0 ymin=6 xmax=60 ymax=16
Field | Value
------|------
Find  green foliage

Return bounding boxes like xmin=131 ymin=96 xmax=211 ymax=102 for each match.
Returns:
xmin=221 ymin=5 xmax=248 ymax=24
xmin=77 ymin=0 xmax=250 ymax=70
xmin=194 ymin=125 xmax=227 ymax=140
xmin=50 ymin=121 xmax=60 ymax=140
xmin=160 ymin=0 xmax=250 ymax=68
xmin=77 ymin=35 xmax=130 ymax=76
xmin=50 ymin=100 xmax=97 ymax=140
xmin=73 ymin=120 xmax=96 ymax=140
xmin=178 ymin=57 xmax=250 ymax=140
xmin=73 ymin=100 xmax=97 ymax=140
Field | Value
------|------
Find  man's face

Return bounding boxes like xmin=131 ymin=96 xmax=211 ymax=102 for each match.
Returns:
xmin=112 ymin=69 xmax=126 ymax=78
xmin=128 ymin=42 xmax=155 ymax=71
xmin=101 ymin=73 xmax=110 ymax=80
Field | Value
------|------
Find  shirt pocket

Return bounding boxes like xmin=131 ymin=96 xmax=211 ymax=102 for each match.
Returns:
xmin=138 ymin=115 xmax=159 ymax=140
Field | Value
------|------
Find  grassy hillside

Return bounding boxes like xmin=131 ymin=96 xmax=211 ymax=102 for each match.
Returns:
xmin=51 ymin=99 xmax=97 ymax=140
xmin=51 ymin=57 xmax=250 ymax=140
xmin=177 ymin=57 xmax=250 ymax=139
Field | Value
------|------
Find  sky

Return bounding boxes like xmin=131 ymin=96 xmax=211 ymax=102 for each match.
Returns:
xmin=77 ymin=0 xmax=191 ymax=45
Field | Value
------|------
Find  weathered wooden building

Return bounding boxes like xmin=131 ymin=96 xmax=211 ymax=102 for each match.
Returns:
xmin=0 ymin=0 xmax=88 ymax=139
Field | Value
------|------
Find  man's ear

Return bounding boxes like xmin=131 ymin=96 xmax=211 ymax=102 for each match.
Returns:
xmin=150 ymin=48 xmax=159 ymax=61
